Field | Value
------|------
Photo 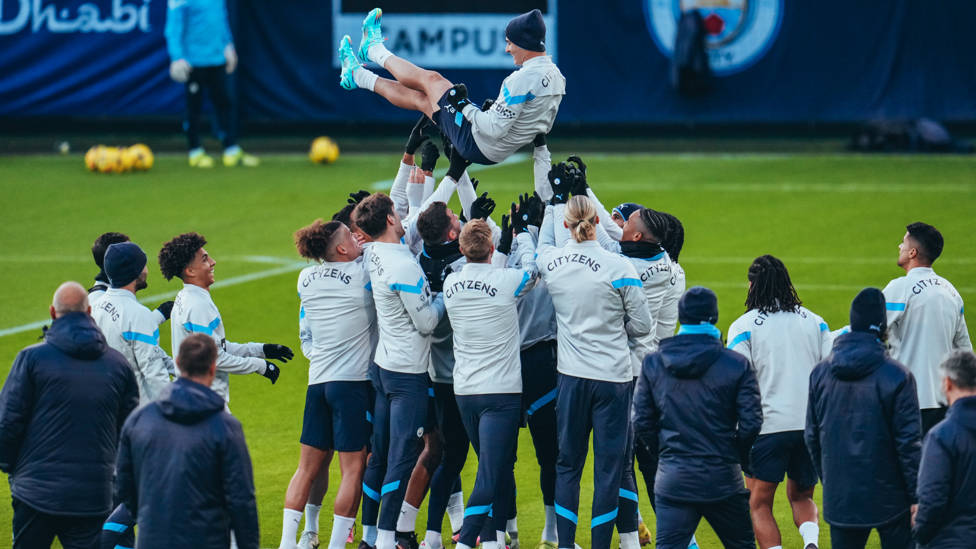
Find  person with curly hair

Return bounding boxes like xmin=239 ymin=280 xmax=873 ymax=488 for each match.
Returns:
xmin=158 ymin=232 xmax=294 ymax=405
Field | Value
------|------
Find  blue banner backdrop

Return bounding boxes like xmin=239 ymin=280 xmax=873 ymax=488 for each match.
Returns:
xmin=2 ymin=0 xmax=975 ymax=123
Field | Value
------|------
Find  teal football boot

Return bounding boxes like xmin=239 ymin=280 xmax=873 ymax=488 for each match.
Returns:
xmin=339 ymin=35 xmax=362 ymax=90
xmin=359 ymin=7 xmax=385 ymax=63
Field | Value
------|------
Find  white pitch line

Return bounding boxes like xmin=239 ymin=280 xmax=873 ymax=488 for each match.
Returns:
xmin=370 ymin=153 xmax=530 ymax=190
xmin=681 ymin=256 xmax=976 ymax=266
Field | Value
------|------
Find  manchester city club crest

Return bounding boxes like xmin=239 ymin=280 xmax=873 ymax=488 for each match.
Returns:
xmin=645 ymin=0 xmax=783 ymax=75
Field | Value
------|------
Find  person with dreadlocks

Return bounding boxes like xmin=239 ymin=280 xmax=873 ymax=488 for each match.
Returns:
xmin=726 ymin=255 xmax=831 ymax=549
xmin=657 ymin=213 xmax=685 ymax=340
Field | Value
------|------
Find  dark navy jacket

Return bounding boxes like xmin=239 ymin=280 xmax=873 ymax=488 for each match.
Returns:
xmin=633 ymin=333 xmax=762 ymax=503
xmin=805 ymin=331 xmax=922 ymax=528
xmin=0 ymin=312 xmax=138 ymax=516
xmin=115 ymin=377 xmax=259 ymax=549
xmin=914 ymin=395 xmax=976 ymax=548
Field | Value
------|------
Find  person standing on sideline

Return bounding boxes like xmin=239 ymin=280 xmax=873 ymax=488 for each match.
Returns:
xmin=0 ymin=282 xmax=139 ymax=549
xmin=114 ymin=334 xmax=260 ymax=549
xmin=159 ymin=232 xmax=294 ymax=404
xmin=912 ymin=350 xmax=976 ymax=548
xmin=536 ymin=176 xmax=652 ymax=549
xmin=806 ymin=288 xmax=922 ymax=549
xmin=633 ymin=286 xmax=762 ymax=549
xmin=278 ymin=220 xmax=374 ymax=549
xmin=882 ymin=222 xmax=971 ymax=434
xmin=726 ymin=256 xmax=830 ymax=549
xmin=164 ymin=0 xmax=258 ymax=168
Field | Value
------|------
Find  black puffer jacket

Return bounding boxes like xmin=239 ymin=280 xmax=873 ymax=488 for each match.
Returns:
xmin=805 ymin=331 xmax=922 ymax=528
xmin=114 ymin=377 xmax=259 ymax=549
xmin=633 ymin=333 xmax=762 ymax=503
xmin=0 ymin=312 xmax=138 ymax=516
xmin=914 ymin=395 xmax=976 ymax=548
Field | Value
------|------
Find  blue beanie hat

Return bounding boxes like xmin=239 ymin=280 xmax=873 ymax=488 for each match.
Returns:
xmin=104 ymin=242 xmax=147 ymax=288
xmin=613 ymin=202 xmax=644 ymax=222
xmin=506 ymin=9 xmax=546 ymax=52
xmin=678 ymin=286 xmax=719 ymax=325
xmin=850 ymin=287 xmax=887 ymax=336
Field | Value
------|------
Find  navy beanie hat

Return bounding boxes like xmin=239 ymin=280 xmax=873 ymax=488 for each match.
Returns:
xmin=506 ymin=9 xmax=546 ymax=52
xmin=613 ymin=203 xmax=644 ymax=222
xmin=679 ymin=286 xmax=719 ymax=325
xmin=104 ymin=242 xmax=147 ymax=288
xmin=850 ymin=287 xmax=887 ymax=336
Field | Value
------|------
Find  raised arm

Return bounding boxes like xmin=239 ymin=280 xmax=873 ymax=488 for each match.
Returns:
xmin=587 ymin=187 xmax=623 ymax=241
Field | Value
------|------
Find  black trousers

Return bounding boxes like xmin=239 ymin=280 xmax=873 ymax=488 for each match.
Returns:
xmin=185 ymin=65 xmax=236 ymax=151
xmin=830 ymin=514 xmax=914 ymax=549
xmin=654 ymin=492 xmax=755 ymax=549
xmin=12 ymin=498 xmax=107 ymax=549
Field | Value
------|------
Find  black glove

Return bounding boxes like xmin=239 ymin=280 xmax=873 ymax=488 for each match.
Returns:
xmin=263 ymin=343 xmax=294 ymax=363
xmin=527 ymin=192 xmax=545 ymax=227
xmin=547 ymin=162 xmax=572 ymax=204
xmin=447 ymin=83 xmax=473 ymax=111
xmin=348 ymin=190 xmax=370 ymax=205
xmin=446 ymin=145 xmax=472 ymax=182
xmin=420 ymin=141 xmax=439 ymax=173
xmin=470 ymin=192 xmax=495 ymax=221
xmin=155 ymin=300 xmax=174 ymax=321
xmin=567 ymin=155 xmax=588 ymax=196
xmin=405 ymin=115 xmax=430 ymax=155
xmin=497 ymin=214 xmax=513 ymax=255
xmin=511 ymin=195 xmax=531 ymax=234
xmin=261 ymin=361 xmax=281 ymax=384
xmin=481 ymin=98 xmax=495 ymax=112
xmin=533 ymin=133 xmax=547 ymax=148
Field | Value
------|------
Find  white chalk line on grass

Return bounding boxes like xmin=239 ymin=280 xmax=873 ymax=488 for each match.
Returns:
xmin=370 ymin=153 xmax=530 ymax=190
xmin=682 ymin=256 xmax=976 ymax=266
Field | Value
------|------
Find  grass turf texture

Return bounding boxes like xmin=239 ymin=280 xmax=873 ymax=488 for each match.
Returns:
xmin=1 ymin=153 xmax=974 ymax=549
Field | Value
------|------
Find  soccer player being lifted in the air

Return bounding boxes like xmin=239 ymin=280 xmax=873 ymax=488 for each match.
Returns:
xmin=338 ymin=8 xmax=565 ymax=166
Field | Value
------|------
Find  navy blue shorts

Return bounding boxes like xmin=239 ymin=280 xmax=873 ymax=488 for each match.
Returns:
xmin=747 ymin=430 xmax=818 ymax=488
xmin=301 ymin=380 xmax=372 ymax=452
xmin=432 ymin=90 xmax=496 ymax=166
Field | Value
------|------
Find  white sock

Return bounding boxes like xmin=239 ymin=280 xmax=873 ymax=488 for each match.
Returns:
xmin=224 ymin=144 xmax=241 ymax=156
xmin=397 ymin=502 xmax=419 ymax=532
xmin=505 ymin=518 xmax=517 ymax=534
xmin=305 ymin=504 xmax=322 ymax=533
xmin=482 ymin=540 xmax=498 ymax=549
xmin=231 ymin=530 xmax=239 ymax=549
xmin=353 ymin=67 xmax=379 ymax=92
xmin=377 ymin=529 xmax=396 ymax=549
xmin=281 ymin=509 xmax=303 ymax=549
xmin=330 ymin=515 xmax=357 ymax=549
xmin=424 ymin=530 xmax=444 ymax=549
xmin=364 ymin=525 xmax=378 ymax=546
xmin=688 ymin=534 xmax=698 ymax=548
xmin=542 ymin=505 xmax=558 ymax=543
xmin=368 ymin=43 xmax=393 ymax=68
xmin=767 ymin=546 xmax=782 ymax=549
xmin=799 ymin=521 xmax=819 ymax=547
xmin=496 ymin=530 xmax=506 ymax=546
xmin=189 ymin=147 xmax=205 ymax=158
xmin=447 ymin=492 xmax=465 ymax=532
xmin=619 ymin=532 xmax=639 ymax=549
xmin=457 ymin=544 xmax=473 ymax=549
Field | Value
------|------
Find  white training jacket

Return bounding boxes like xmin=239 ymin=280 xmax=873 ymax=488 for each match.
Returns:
xmin=461 ymin=55 xmax=566 ymax=164
xmin=883 ymin=267 xmax=972 ymax=409
xmin=297 ymin=259 xmax=375 ymax=385
xmin=89 ymin=283 xmax=169 ymax=326
xmin=727 ymin=306 xmax=832 ymax=434
xmin=91 ymin=288 xmax=175 ymax=406
xmin=658 ymin=262 xmax=685 ymax=341
xmin=509 ymin=226 xmax=557 ymax=350
xmin=586 ymin=187 xmax=624 ymax=242
xmin=368 ymin=241 xmax=446 ymax=374
xmin=171 ymin=283 xmax=267 ymax=403
xmin=536 ymin=205 xmax=652 ymax=383
xmin=444 ymin=232 xmax=539 ymax=395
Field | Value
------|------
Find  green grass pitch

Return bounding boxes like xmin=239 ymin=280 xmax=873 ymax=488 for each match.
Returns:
xmin=1 ymin=152 xmax=974 ymax=549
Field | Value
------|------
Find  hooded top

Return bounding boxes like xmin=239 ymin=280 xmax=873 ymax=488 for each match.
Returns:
xmin=805 ymin=331 xmax=922 ymax=528
xmin=914 ymin=395 xmax=976 ymax=548
xmin=633 ymin=332 xmax=762 ymax=503
xmin=114 ymin=377 xmax=259 ymax=549
xmin=0 ymin=312 xmax=138 ymax=516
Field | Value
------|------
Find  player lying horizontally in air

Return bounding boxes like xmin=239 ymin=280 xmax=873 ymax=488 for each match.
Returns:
xmin=338 ymin=8 xmax=565 ymax=166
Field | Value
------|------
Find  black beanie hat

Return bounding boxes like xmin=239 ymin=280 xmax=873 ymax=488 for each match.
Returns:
xmin=105 ymin=242 xmax=147 ymax=288
xmin=850 ymin=287 xmax=887 ymax=336
xmin=613 ymin=203 xmax=644 ymax=222
xmin=679 ymin=286 xmax=719 ymax=325
xmin=506 ymin=9 xmax=546 ymax=52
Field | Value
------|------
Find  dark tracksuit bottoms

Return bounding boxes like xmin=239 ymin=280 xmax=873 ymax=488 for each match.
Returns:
xmin=654 ymin=491 xmax=754 ymax=549
xmin=101 ymin=503 xmax=136 ymax=549
xmin=520 ymin=339 xmax=560 ymax=507
xmin=426 ymin=382 xmax=469 ymax=534
xmin=184 ymin=65 xmax=236 ymax=151
xmin=455 ymin=394 xmax=522 ymax=548
xmin=829 ymin=517 xmax=913 ymax=549
xmin=615 ymin=379 xmax=640 ymax=535
xmin=361 ymin=365 xmax=429 ymax=532
xmin=554 ymin=375 xmax=633 ymax=549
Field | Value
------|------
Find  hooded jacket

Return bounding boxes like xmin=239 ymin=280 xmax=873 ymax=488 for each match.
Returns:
xmin=0 ymin=312 xmax=138 ymax=516
xmin=805 ymin=331 xmax=922 ymax=528
xmin=914 ymin=395 xmax=976 ymax=548
xmin=633 ymin=332 xmax=762 ymax=503
xmin=114 ymin=377 xmax=259 ymax=549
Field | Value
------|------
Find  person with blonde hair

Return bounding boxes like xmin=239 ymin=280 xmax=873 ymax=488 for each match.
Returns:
xmin=535 ymin=165 xmax=652 ymax=549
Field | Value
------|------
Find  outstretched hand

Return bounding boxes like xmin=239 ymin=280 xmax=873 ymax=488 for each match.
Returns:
xmin=547 ymin=162 xmax=572 ymax=204
xmin=405 ymin=115 xmax=431 ymax=155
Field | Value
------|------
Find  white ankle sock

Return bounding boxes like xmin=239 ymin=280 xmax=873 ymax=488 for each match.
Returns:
xmin=542 ymin=505 xmax=557 ymax=543
xmin=447 ymin=492 xmax=465 ymax=532
xmin=799 ymin=521 xmax=819 ymax=547
xmin=368 ymin=43 xmax=393 ymax=68
xmin=424 ymin=530 xmax=444 ymax=549
xmin=329 ymin=515 xmax=356 ymax=549
xmin=364 ymin=525 xmax=378 ymax=546
xmin=377 ymin=529 xmax=396 ymax=549
xmin=354 ymin=67 xmax=378 ymax=92
xmin=457 ymin=544 xmax=473 ymax=549
xmin=305 ymin=504 xmax=322 ymax=533
xmin=496 ymin=530 xmax=506 ymax=546
xmin=397 ymin=502 xmax=419 ymax=532
xmin=505 ymin=518 xmax=517 ymax=534
xmin=619 ymin=532 xmax=639 ymax=549
xmin=688 ymin=533 xmax=699 ymax=548
xmin=281 ymin=508 xmax=303 ymax=549
xmin=768 ymin=546 xmax=782 ymax=549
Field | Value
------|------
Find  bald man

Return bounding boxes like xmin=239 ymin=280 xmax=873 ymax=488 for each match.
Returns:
xmin=0 ymin=282 xmax=139 ymax=549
